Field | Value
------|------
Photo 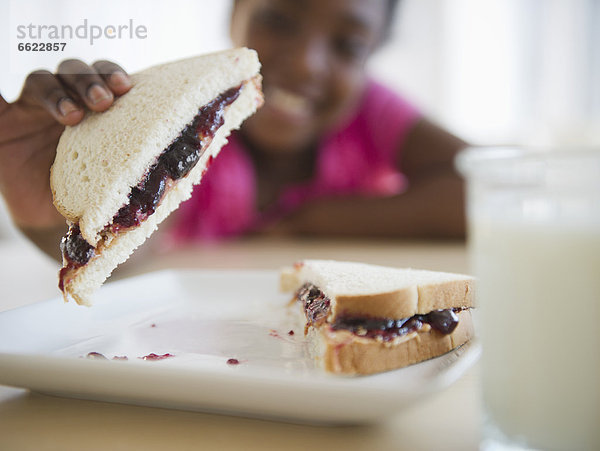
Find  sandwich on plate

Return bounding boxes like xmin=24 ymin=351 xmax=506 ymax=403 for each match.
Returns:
xmin=281 ymin=260 xmax=475 ymax=375
xmin=51 ymin=47 xmax=263 ymax=305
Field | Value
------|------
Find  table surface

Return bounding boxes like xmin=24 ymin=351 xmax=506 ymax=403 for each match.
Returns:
xmin=0 ymin=236 xmax=481 ymax=451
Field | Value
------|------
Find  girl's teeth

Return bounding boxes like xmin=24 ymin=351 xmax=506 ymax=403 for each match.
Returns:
xmin=270 ymin=88 xmax=310 ymax=114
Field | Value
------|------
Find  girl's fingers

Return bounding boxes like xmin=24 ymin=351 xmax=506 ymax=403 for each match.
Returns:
xmin=15 ymin=59 xmax=130 ymax=126
xmin=56 ymin=59 xmax=114 ymax=112
xmin=92 ymin=60 xmax=132 ymax=96
xmin=19 ymin=70 xmax=84 ymax=125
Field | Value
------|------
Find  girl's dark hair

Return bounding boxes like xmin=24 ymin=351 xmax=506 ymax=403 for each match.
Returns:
xmin=384 ymin=0 xmax=401 ymax=38
xmin=387 ymin=0 xmax=400 ymax=18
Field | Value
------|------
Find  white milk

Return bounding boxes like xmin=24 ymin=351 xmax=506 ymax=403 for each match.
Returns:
xmin=471 ymin=219 xmax=600 ymax=450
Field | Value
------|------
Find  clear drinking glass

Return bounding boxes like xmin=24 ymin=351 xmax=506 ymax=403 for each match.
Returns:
xmin=457 ymin=147 xmax=600 ymax=450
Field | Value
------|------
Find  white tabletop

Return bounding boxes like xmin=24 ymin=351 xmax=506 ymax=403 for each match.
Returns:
xmin=0 ymin=236 xmax=480 ymax=451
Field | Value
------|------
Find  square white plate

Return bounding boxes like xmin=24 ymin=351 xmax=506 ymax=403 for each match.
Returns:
xmin=0 ymin=269 xmax=479 ymax=424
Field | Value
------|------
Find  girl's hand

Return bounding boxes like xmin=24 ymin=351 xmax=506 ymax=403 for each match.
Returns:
xmin=0 ymin=59 xmax=132 ymax=230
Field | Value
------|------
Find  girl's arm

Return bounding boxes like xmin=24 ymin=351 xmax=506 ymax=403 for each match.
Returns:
xmin=276 ymin=118 xmax=467 ymax=239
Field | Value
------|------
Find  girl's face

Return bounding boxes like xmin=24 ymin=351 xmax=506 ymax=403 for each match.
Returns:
xmin=231 ymin=0 xmax=387 ymax=154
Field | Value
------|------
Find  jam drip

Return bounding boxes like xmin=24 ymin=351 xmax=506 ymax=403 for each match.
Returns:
xmin=60 ymin=224 xmax=95 ymax=265
xmin=139 ymin=353 xmax=174 ymax=361
xmin=59 ymin=224 xmax=95 ymax=293
xmin=59 ymin=85 xmax=242 ymax=283
xmin=296 ymin=283 xmax=461 ymax=342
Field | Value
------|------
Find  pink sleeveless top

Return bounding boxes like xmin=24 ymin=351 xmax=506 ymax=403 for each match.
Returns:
xmin=169 ymin=81 xmax=420 ymax=242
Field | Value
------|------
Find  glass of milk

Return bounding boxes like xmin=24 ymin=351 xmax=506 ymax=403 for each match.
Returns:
xmin=457 ymin=147 xmax=600 ymax=450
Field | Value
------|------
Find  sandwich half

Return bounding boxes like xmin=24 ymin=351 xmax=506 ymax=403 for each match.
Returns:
xmin=281 ymin=260 xmax=475 ymax=375
xmin=51 ymin=47 xmax=263 ymax=305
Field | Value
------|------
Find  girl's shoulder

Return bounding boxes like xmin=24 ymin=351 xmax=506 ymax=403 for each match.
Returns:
xmin=357 ymin=80 xmax=421 ymax=138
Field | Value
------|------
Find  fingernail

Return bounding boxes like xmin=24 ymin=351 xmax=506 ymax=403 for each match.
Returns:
xmin=58 ymin=98 xmax=80 ymax=116
xmin=87 ymin=84 xmax=112 ymax=105
xmin=109 ymin=71 xmax=131 ymax=88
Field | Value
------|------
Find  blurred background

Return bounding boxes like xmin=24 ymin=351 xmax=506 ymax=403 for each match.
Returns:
xmin=1 ymin=0 xmax=599 ymax=240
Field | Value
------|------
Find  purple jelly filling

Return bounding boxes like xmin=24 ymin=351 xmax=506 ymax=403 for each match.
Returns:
xmin=332 ymin=309 xmax=459 ymax=341
xmin=111 ymin=85 xmax=241 ymax=231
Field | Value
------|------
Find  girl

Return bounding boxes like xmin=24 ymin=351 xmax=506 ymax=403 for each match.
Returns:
xmin=0 ymin=0 xmax=465 ymax=260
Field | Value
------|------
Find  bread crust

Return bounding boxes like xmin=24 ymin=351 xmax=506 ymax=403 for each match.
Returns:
xmin=314 ymin=310 xmax=474 ymax=375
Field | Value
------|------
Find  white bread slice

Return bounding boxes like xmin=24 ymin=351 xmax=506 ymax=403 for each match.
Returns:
xmin=281 ymin=260 xmax=475 ymax=375
xmin=307 ymin=310 xmax=473 ymax=375
xmin=51 ymin=47 xmax=261 ymax=246
xmin=280 ymin=260 xmax=475 ymax=320
xmin=52 ymin=48 xmax=263 ymax=305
